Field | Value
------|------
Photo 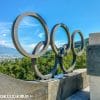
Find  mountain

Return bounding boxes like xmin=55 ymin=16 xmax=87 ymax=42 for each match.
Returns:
xmin=0 ymin=38 xmax=89 ymax=59
xmin=0 ymin=45 xmax=21 ymax=58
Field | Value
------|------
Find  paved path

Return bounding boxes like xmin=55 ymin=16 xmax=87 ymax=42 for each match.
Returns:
xmin=66 ymin=87 xmax=90 ymax=100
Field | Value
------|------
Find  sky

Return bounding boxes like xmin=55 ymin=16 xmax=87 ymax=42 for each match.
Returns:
xmin=0 ymin=0 xmax=100 ymax=53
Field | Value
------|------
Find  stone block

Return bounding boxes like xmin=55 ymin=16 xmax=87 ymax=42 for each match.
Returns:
xmin=0 ymin=69 xmax=88 ymax=100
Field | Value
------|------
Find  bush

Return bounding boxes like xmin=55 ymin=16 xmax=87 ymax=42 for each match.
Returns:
xmin=0 ymin=50 xmax=86 ymax=80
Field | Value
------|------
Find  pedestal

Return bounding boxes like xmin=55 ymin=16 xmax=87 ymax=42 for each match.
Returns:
xmin=0 ymin=69 xmax=88 ymax=100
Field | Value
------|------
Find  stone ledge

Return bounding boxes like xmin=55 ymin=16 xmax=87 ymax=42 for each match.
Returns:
xmin=0 ymin=69 xmax=89 ymax=100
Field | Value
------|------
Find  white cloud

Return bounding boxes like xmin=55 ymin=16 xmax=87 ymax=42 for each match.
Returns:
xmin=34 ymin=29 xmax=44 ymax=38
xmin=34 ymin=29 xmax=40 ymax=35
xmin=20 ymin=17 xmax=39 ymax=28
xmin=28 ymin=43 xmax=45 ymax=54
xmin=38 ymin=32 xmax=44 ymax=38
xmin=2 ymin=33 xmax=6 ymax=37
xmin=28 ymin=43 xmax=37 ymax=49
xmin=0 ymin=40 xmax=6 ymax=45
xmin=0 ymin=22 xmax=13 ymax=48
xmin=0 ymin=20 xmax=42 ymax=51
xmin=0 ymin=22 xmax=11 ymax=37
xmin=55 ymin=40 xmax=66 ymax=48
xmin=0 ymin=39 xmax=14 ymax=48
xmin=21 ymin=42 xmax=45 ymax=53
xmin=20 ymin=43 xmax=37 ymax=53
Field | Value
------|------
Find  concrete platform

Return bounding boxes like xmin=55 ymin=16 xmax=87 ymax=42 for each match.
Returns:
xmin=0 ymin=69 xmax=89 ymax=100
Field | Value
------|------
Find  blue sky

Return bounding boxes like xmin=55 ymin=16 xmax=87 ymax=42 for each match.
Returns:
xmin=0 ymin=0 xmax=100 ymax=52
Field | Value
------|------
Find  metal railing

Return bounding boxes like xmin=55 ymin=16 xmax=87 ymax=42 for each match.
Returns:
xmin=12 ymin=12 xmax=85 ymax=79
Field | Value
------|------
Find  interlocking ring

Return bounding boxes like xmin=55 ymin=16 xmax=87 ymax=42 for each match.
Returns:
xmin=12 ymin=12 xmax=50 ymax=58
xmin=50 ymin=23 xmax=71 ymax=57
xmin=59 ymin=51 xmax=77 ymax=73
xmin=59 ymin=30 xmax=85 ymax=73
xmin=71 ymin=30 xmax=84 ymax=56
xmin=12 ymin=12 xmax=85 ymax=79
xmin=31 ymin=41 xmax=58 ymax=79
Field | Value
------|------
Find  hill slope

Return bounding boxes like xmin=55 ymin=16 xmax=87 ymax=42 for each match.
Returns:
xmin=0 ymin=38 xmax=89 ymax=58
xmin=0 ymin=45 xmax=21 ymax=57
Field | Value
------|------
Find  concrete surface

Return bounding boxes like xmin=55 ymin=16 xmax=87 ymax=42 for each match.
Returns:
xmin=89 ymin=76 xmax=100 ymax=100
xmin=87 ymin=33 xmax=100 ymax=100
xmin=0 ymin=69 xmax=89 ymax=100
xmin=89 ymin=33 xmax=100 ymax=45
xmin=87 ymin=45 xmax=100 ymax=76
xmin=66 ymin=87 xmax=90 ymax=100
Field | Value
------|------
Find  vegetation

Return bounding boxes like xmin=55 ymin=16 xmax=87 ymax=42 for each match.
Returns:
xmin=0 ymin=50 xmax=86 ymax=80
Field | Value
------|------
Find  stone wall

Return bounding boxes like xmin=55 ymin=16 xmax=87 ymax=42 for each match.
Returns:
xmin=0 ymin=69 xmax=88 ymax=100
xmin=87 ymin=33 xmax=100 ymax=100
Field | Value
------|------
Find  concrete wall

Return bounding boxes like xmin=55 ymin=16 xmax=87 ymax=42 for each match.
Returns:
xmin=0 ymin=69 xmax=88 ymax=100
xmin=87 ymin=33 xmax=100 ymax=100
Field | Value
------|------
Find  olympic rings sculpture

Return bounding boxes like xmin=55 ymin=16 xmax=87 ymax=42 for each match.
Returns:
xmin=12 ymin=12 xmax=85 ymax=80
